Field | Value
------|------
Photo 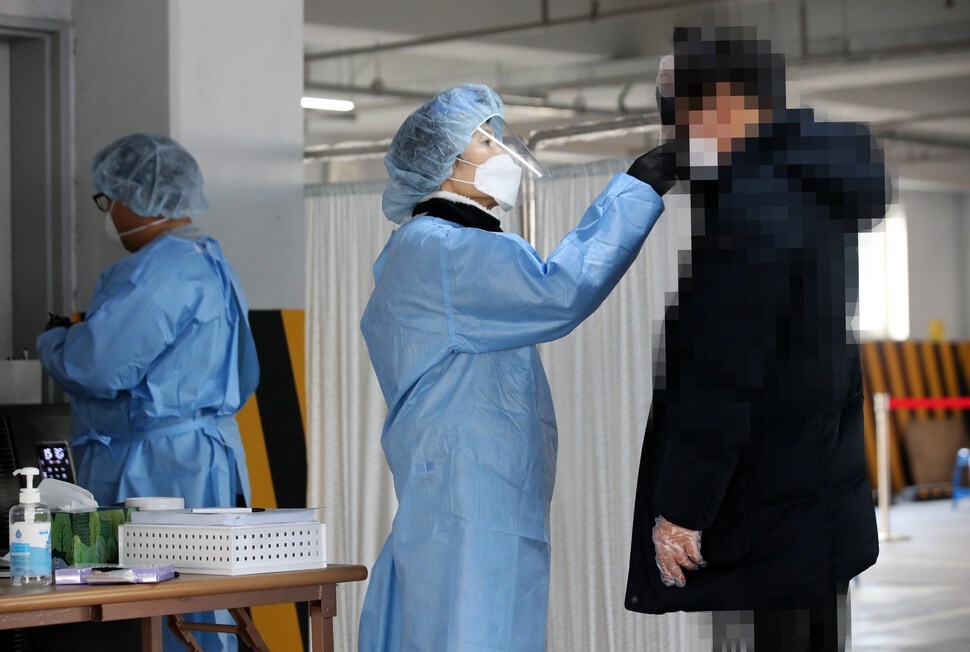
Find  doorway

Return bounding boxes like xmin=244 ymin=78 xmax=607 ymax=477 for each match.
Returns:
xmin=0 ymin=17 xmax=72 ymax=400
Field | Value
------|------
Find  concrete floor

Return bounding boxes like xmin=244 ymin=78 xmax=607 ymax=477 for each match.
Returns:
xmin=851 ymin=499 xmax=970 ymax=651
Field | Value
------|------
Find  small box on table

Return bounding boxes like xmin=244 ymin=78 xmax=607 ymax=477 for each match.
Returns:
xmin=50 ymin=507 xmax=132 ymax=567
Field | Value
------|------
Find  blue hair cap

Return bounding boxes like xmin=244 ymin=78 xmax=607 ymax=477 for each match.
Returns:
xmin=92 ymin=133 xmax=208 ymax=218
xmin=382 ymin=84 xmax=503 ymax=223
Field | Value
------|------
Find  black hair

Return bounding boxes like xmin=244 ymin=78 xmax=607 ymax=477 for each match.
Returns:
xmin=672 ymin=26 xmax=786 ymax=110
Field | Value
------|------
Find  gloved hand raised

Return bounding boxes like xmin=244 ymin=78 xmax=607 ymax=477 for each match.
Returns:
xmin=627 ymin=142 xmax=676 ymax=196
xmin=652 ymin=515 xmax=705 ymax=587
xmin=44 ymin=313 xmax=73 ymax=331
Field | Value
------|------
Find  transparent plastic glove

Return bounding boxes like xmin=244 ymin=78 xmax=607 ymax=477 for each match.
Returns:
xmin=652 ymin=515 xmax=706 ymax=587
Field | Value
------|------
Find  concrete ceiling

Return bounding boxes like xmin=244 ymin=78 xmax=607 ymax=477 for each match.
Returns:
xmin=302 ymin=0 xmax=970 ymax=188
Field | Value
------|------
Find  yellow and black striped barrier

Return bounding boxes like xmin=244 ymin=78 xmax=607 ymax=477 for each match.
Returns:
xmin=862 ymin=340 xmax=970 ymax=496
xmin=238 ymin=309 xmax=309 ymax=651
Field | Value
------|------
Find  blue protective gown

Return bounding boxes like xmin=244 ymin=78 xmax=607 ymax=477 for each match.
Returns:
xmin=358 ymin=173 xmax=664 ymax=650
xmin=36 ymin=225 xmax=259 ymax=652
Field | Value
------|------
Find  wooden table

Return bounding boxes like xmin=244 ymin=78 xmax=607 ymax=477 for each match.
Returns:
xmin=0 ymin=565 xmax=367 ymax=651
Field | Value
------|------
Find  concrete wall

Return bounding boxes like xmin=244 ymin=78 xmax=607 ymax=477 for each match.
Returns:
xmin=73 ymin=0 xmax=172 ymax=307
xmin=0 ymin=0 xmax=72 ymax=21
xmin=168 ymin=0 xmax=305 ymax=309
xmin=900 ymin=188 xmax=969 ymax=340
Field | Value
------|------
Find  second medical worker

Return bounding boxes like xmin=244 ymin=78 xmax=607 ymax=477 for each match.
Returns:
xmin=36 ymin=133 xmax=259 ymax=652
xmin=358 ymin=84 xmax=672 ymax=650
xmin=38 ymin=133 xmax=258 ymax=509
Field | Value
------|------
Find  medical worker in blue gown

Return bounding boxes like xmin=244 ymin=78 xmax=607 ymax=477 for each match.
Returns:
xmin=358 ymin=84 xmax=674 ymax=650
xmin=36 ymin=133 xmax=259 ymax=652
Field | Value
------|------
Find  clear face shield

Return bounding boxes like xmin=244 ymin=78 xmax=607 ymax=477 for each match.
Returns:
xmin=451 ymin=115 xmax=547 ymax=212
xmin=476 ymin=115 xmax=548 ymax=179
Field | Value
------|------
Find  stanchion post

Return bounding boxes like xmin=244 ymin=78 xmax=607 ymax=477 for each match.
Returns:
xmin=873 ymin=392 xmax=908 ymax=542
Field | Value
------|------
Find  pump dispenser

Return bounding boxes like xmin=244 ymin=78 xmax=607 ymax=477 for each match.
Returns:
xmin=9 ymin=467 xmax=52 ymax=586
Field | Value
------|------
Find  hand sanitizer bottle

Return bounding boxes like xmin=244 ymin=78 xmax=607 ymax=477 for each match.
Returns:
xmin=9 ymin=467 xmax=52 ymax=586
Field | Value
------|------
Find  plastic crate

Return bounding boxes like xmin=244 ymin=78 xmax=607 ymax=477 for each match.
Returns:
xmin=119 ymin=522 xmax=326 ymax=575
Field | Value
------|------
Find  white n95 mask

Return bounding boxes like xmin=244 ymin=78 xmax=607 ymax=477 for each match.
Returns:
xmin=689 ymin=137 xmax=720 ymax=169
xmin=450 ymin=154 xmax=523 ymax=211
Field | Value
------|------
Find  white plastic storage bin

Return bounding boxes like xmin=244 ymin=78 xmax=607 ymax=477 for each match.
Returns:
xmin=119 ymin=522 xmax=327 ymax=575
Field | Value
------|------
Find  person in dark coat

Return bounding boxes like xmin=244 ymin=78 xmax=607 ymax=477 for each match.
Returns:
xmin=625 ymin=27 xmax=889 ymax=651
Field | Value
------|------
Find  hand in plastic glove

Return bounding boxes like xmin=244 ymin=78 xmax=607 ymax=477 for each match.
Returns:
xmin=627 ymin=142 xmax=676 ymax=196
xmin=44 ymin=313 xmax=73 ymax=331
xmin=652 ymin=515 xmax=705 ymax=588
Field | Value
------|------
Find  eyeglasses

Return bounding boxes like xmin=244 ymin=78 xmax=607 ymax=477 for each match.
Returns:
xmin=93 ymin=193 xmax=112 ymax=212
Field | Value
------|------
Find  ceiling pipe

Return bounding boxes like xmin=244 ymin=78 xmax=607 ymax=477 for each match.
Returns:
xmin=303 ymin=119 xmax=970 ymax=164
xmin=617 ymin=82 xmax=635 ymax=114
xmin=526 ymin=113 xmax=660 ymax=150
xmin=305 ymin=1 xmax=970 ymax=81
xmin=304 ymin=0 xmax=726 ymax=62
xmin=496 ymin=38 xmax=970 ymax=95
xmin=304 ymin=140 xmax=392 ymax=162
xmin=865 ymin=107 xmax=970 ymax=130
xmin=305 ymin=81 xmax=428 ymax=100
xmin=303 ymin=81 xmax=640 ymax=117
xmin=304 ymin=38 xmax=970 ymax=107
xmin=305 ymin=113 xmax=664 ymax=162
xmin=876 ymin=129 xmax=970 ymax=152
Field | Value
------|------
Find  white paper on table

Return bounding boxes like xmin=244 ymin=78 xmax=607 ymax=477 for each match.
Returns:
xmin=129 ymin=507 xmax=318 ymax=526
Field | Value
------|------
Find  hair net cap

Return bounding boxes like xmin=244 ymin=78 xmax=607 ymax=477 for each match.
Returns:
xmin=91 ymin=133 xmax=209 ymax=218
xmin=382 ymin=84 xmax=503 ymax=223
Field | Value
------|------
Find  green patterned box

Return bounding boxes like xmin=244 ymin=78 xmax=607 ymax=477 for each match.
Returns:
xmin=50 ymin=508 xmax=132 ymax=567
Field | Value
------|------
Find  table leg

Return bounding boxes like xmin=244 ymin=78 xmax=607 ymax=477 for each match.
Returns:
xmin=141 ymin=616 xmax=163 ymax=652
xmin=229 ymin=607 xmax=269 ymax=652
xmin=309 ymin=584 xmax=337 ymax=652
xmin=166 ymin=614 xmax=204 ymax=652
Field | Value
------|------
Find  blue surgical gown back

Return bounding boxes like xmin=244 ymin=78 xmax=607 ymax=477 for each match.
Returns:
xmin=358 ymin=173 xmax=664 ymax=650
xmin=36 ymin=230 xmax=259 ymax=508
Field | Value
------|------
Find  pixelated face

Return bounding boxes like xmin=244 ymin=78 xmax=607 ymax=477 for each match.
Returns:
xmin=676 ymin=82 xmax=766 ymax=154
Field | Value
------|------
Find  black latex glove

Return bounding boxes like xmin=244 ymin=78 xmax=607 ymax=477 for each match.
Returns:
xmin=627 ymin=142 xmax=676 ymax=196
xmin=45 ymin=313 xmax=73 ymax=331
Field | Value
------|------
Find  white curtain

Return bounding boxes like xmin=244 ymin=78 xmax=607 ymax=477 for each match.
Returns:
xmin=306 ymin=179 xmax=396 ymax=651
xmin=535 ymin=160 xmax=700 ymax=651
xmin=306 ymin=163 xmax=703 ymax=650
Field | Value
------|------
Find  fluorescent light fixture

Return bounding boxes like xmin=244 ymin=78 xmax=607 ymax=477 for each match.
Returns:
xmin=301 ymin=97 xmax=355 ymax=112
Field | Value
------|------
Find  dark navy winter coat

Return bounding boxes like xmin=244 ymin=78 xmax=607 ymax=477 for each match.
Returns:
xmin=626 ymin=109 xmax=889 ymax=613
